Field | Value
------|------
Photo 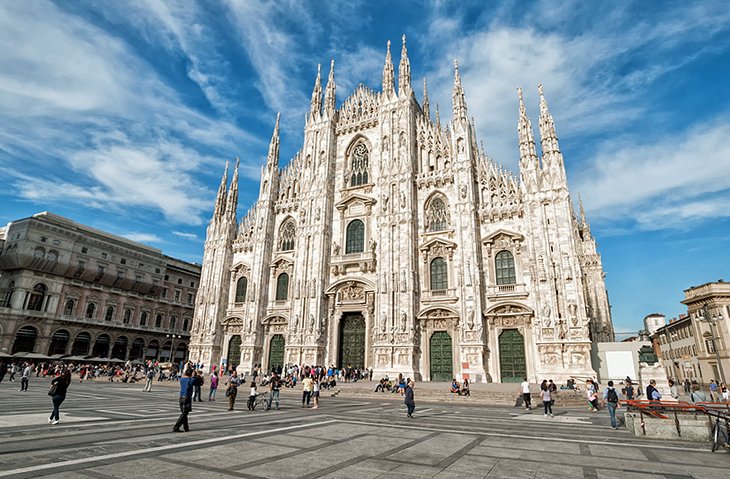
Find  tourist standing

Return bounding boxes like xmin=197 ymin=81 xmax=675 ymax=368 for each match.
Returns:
xmin=173 ymin=369 xmax=193 ymax=432
xmin=520 ymin=377 xmax=531 ymax=410
xmin=540 ymin=381 xmax=553 ymax=417
xmin=20 ymin=363 xmax=33 ymax=391
xmin=226 ymin=371 xmax=241 ymax=411
xmin=209 ymin=371 xmax=219 ymax=401
xmin=301 ymin=374 xmax=313 ymax=407
xmin=603 ymin=380 xmax=620 ymax=429
xmin=668 ymin=379 xmax=679 ymax=399
xmin=404 ymin=379 xmax=415 ymax=418
xmin=709 ymin=380 xmax=718 ymax=402
xmin=48 ymin=370 xmax=71 ymax=425
xmin=193 ymin=370 xmax=204 ymax=402
xmin=312 ymin=377 xmax=320 ymax=409
xmin=647 ymin=379 xmax=662 ymax=402
xmin=142 ymin=368 xmax=154 ymax=392
xmin=268 ymin=372 xmax=281 ymax=410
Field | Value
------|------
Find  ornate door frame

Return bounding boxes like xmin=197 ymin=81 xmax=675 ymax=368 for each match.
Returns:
xmin=417 ymin=307 xmax=460 ymax=381
xmin=485 ymin=303 xmax=535 ymax=383
xmin=325 ymin=279 xmax=375 ymax=369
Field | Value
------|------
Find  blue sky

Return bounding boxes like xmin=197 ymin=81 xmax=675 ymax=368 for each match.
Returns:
xmin=1 ymin=1 xmax=729 ymax=335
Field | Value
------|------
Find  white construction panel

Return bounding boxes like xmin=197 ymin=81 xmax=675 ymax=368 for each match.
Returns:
xmin=605 ymin=350 xmax=636 ymax=380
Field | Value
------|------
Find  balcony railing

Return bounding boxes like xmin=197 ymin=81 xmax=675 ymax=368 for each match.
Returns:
xmin=486 ymin=283 xmax=528 ymax=299
xmin=421 ymin=288 xmax=458 ymax=303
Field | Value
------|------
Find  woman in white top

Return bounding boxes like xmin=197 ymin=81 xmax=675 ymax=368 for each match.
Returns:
xmin=247 ymin=381 xmax=257 ymax=411
xmin=312 ymin=378 xmax=321 ymax=409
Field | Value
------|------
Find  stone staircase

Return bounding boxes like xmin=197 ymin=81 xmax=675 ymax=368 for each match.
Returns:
xmin=323 ymin=380 xmax=590 ymax=407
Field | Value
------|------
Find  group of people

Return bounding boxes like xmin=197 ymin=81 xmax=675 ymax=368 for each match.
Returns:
xmin=449 ymin=378 xmax=470 ymax=396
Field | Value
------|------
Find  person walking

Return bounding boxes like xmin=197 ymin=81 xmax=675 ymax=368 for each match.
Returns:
xmin=721 ymin=382 xmax=728 ymax=402
xmin=208 ymin=370 xmax=219 ymax=401
xmin=247 ymin=381 xmax=258 ymax=411
xmin=603 ymin=380 xmax=621 ymax=429
xmin=20 ymin=363 xmax=33 ymax=391
xmin=142 ymin=367 xmax=154 ymax=392
xmin=668 ymin=379 xmax=679 ymax=400
xmin=48 ymin=370 xmax=71 ymax=425
xmin=540 ymin=381 xmax=553 ymax=417
xmin=172 ymin=369 xmax=193 ymax=433
xmin=301 ymin=374 xmax=313 ymax=407
xmin=708 ymin=380 xmax=719 ymax=402
xmin=520 ymin=377 xmax=532 ymax=410
xmin=404 ymin=379 xmax=415 ymax=418
xmin=268 ymin=372 xmax=281 ymax=410
xmin=226 ymin=371 xmax=241 ymax=411
xmin=193 ymin=370 xmax=204 ymax=402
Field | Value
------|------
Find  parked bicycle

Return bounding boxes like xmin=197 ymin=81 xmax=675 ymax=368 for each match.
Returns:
xmin=252 ymin=392 xmax=271 ymax=411
xmin=710 ymin=416 xmax=729 ymax=452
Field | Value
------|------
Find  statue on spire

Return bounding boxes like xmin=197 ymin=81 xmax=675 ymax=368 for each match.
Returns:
xmin=398 ymin=34 xmax=411 ymax=96
xmin=324 ymin=59 xmax=336 ymax=117
xmin=225 ymin=158 xmax=239 ymax=221
xmin=212 ymin=161 xmax=229 ymax=220
xmin=267 ymin=113 xmax=281 ymax=170
xmin=538 ymin=82 xmax=559 ymax=156
xmin=382 ymin=40 xmax=395 ymax=98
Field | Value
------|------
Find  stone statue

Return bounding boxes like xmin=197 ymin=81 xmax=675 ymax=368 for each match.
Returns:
xmin=380 ymin=313 xmax=387 ymax=332
xmin=292 ymin=314 xmax=299 ymax=332
xmin=369 ymin=238 xmax=377 ymax=252
xmin=400 ymin=310 xmax=407 ymax=332
xmin=467 ymin=308 xmax=475 ymax=330
xmin=542 ymin=303 xmax=550 ymax=319
xmin=333 ymin=242 xmax=340 ymax=255
xmin=309 ymin=314 xmax=315 ymax=333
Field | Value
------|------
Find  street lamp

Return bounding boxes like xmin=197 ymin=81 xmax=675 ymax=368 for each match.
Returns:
xmin=699 ymin=306 xmax=726 ymax=385
xmin=166 ymin=334 xmax=181 ymax=363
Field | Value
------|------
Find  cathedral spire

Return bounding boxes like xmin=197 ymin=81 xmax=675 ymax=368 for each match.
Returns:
xmin=324 ymin=59 xmax=336 ymax=117
xmin=398 ymin=34 xmax=411 ymax=96
xmin=213 ymin=161 xmax=229 ymax=220
xmin=517 ymin=87 xmax=540 ymax=176
xmin=435 ymin=103 xmax=441 ymax=128
xmin=382 ymin=41 xmax=395 ymax=98
xmin=267 ymin=113 xmax=281 ymax=170
xmin=310 ymin=64 xmax=322 ymax=119
xmin=422 ymin=77 xmax=430 ymax=119
xmin=225 ymin=158 xmax=239 ymax=220
xmin=538 ymin=83 xmax=560 ymax=158
xmin=452 ymin=60 xmax=467 ymax=122
xmin=578 ymin=194 xmax=592 ymax=237
xmin=537 ymin=83 xmax=566 ymax=187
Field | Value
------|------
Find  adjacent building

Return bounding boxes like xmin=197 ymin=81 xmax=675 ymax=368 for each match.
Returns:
xmin=0 ymin=212 xmax=200 ymax=362
xmin=189 ymin=37 xmax=614 ymax=382
xmin=654 ymin=314 xmax=700 ymax=383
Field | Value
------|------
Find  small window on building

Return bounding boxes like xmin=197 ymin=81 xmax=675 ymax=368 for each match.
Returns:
xmin=345 ymin=219 xmax=365 ymax=254
xmin=123 ymin=309 xmax=132 ymax=324
xmin=140 ymin=311 xmax=148 ymax=326
xmin=174 ymin=290 xmax=181 ymax=301
xmin=40 ymin=236 xmax=47 ymax=242
xmin=495 ymin=250 xmax=516 ymax=285
xmin=235 ymin=277 xmax=248 ymax=303
xmin=120 ymin=258 xmax=126 ymax=265
xmin=430 ymin=257 xmax=448 ymax=291
xmin=164 ymin=275 xmax=169 ymax=281
xmin=81 ymin=247 xmax=88 ymax=254
xmin=187 ymin=293 xmax=194 ymax=305
xmin=276 ymin=273 xmax=289 ymax=301
xmin=177 ymin=278 xmax=182 ymax=285
xmin=105 ymin=306 xmax=114 ymax=321
xmin=155 ymin=268 xmax=160 ymax=274
xmin=155 ymin=314 xmax=163 ymax=328
xmin=85 ymin=303 xmax=96 ymax=319
xmin=101 ymin=252 xmax=107 ymax=259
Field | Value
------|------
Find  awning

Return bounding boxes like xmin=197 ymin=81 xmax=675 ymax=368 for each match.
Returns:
xmin=0 ymin=352 xmax=12 ymax=358
xmin=13 ymin=352 xmax=50 ymax=360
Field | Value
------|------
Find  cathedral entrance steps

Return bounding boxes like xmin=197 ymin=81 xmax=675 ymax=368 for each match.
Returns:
xmin=324 ymin=381 xmax=590 ymax=407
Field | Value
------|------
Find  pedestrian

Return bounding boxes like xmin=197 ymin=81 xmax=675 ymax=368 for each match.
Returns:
xmin=172 ymin=369 xmax=193 ymax=433
xmin=683 ymin=378 xmax=691 ymax=394
xmin=312 ymin=377 xmax=320 ymax=409
xmin=142 ymin=367 xmax=154 ymax=392
xmin=9 ymin=363 xmax=17 ymax=382
xmin=690 ymin=383 xmax=709 ymax=403
xmin=194 ymin=370 xmax=204 ymax=402
xmin=624 ymin=380 xmax=635 ymax=400
xmin=709 ymin=380 xmax=719 ymax=402
xmin=20 ymin=363 xmax=33 ymax=391
xmin=668 ymin=379 xmax=679 ymax=400
xmin=226 ymin=370 xmax=241 ymax=411
xmin=603 ymin=380 xmax=620 ymax=429
xmin=301 ymin=374 xmax=313 ymax=407
xmin=404 ymin=379 xmax=415 ymax=418
xmin=208 ymin=370 xmax=218 ymax=401
xmin=268 ymin=372 xmax=281 ymax=410
xmin=247 ymin=381 xmax=257 ymax=410
xmin=520 ymin=377 xmax=532 ymax=410
xmin=48 ymin=370 xmax=71 ymax=425
xmin=548 ymin=379 xmax=557 ymax=407
xmin=586 ymin=379 xmax=599 ymax=411
xmin=721 ymin=382 xmax=728 ymax=401
xmin=541 ymin=381 xmax=553 ymax=417
xmin=647 ymin=379 xmax=662 ymax=402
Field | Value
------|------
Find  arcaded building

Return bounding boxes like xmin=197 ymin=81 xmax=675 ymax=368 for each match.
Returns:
xmin=0 ymin=212 xmax=200 ymax=362
xmin=189 ymin=38 xmax=613 ymax=382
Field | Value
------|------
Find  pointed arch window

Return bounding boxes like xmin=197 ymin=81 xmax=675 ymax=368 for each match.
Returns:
xmin=275 ymin=273 xmax=289 ymax=301
xmin=235 ymin=277 xmax=248 ymax=303
xmin=345 ymin=219 xmax=365 ymax=254
xmin=27 ymin=283 xmax=47 ymax=311
xmin=426 ymin=196 xmax=450 ymax=232
xmin=430 ymin=257 xmax=448 ymax=291
xmin=350 ymin=143 xmax=369 ymax=186
xmin=278 ymin=220 xmax=296 ymax=251
xmin=495 ymin=250 xmax=516 ymax=285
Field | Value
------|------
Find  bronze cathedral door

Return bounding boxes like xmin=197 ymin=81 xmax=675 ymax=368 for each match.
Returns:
xmin=268 ymin=334 xmax=285 ymax=373
xmin=498 ymin=329 xmax=526 ymax=382
xmin=339 ymin=313 xmax=365 ymax=369
xmin=429 ymin=331 xmax=453 ymax=382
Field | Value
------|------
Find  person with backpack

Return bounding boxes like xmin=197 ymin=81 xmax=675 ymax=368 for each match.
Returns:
xmin=208 ymin=370 xmax=219 ymax=401
xmin=603 ymin=380 xmax=621 ymax=429
xmin=193 ymin=370 xmax=204 ymax=402
xmin=268 ymin=372 xmax=281 ymax=410
xmin=142 ymin=367 xmax=154 ymax=392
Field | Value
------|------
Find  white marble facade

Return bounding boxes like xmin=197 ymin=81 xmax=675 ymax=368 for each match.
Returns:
xmin=189 ymin=37 xmax=614 ymax=382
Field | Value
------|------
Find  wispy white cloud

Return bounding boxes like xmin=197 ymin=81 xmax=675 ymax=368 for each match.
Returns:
xmin=172 ymin=231 xmax=199 ymax=241
xmin=575 ymin=118 xmax=730 ymax=230
xmin=121 ymin=232 xmax=163 ymax=243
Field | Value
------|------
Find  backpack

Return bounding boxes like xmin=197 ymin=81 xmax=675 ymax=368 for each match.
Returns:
xmin=606 ymin=388 xmax=618 ymax=403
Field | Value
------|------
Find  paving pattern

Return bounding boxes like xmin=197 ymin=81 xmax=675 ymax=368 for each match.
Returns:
xmin=0 ymin=378 xmax=726 ymax=478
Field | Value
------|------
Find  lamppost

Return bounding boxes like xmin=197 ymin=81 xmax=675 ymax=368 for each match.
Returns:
xmin=166 ymin=334 xmax=181 ymax=364
xmin=699 ymin=306 xmax=726 ymax=385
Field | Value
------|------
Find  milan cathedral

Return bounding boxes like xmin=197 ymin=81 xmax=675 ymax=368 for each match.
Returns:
xmin=189 ymin=36 xmax=614 ymax=382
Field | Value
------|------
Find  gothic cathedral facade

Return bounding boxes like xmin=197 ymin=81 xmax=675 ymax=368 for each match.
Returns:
xmin=189 ymin=38 xmax=614 ymax=382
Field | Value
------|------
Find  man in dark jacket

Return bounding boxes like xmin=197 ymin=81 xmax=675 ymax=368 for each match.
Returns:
xmin=404 ymin=379 xmax=415 ymax=418
xmin=173 ymin=369 xmax=193 ymax=432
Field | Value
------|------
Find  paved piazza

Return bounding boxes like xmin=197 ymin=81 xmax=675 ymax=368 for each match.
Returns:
xmin=0 ymin=380 xmax=726 ymax=479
